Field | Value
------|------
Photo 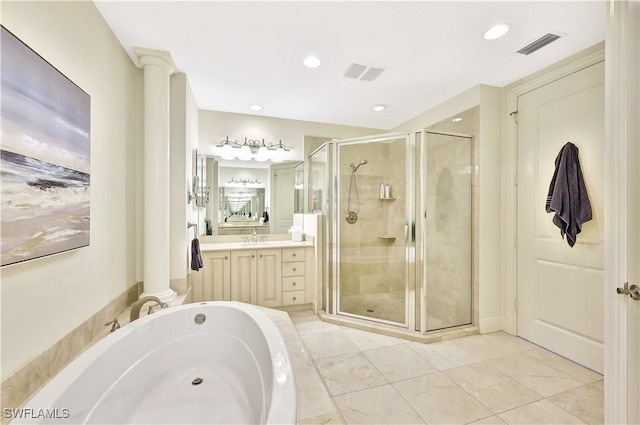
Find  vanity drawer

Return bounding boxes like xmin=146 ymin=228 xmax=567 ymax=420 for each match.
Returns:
xmin=282 ymin=261 xmax=305 ymax=277
xmin=282 ymin=290 xmax=306 ymax=305
xmin=282 ymin=248 xmax=305 ymax=262
xmin=282 ymin=276 xmax=306 ymax=292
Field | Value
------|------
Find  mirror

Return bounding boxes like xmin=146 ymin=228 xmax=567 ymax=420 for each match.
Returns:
xmin=219 ymin=187 xmax=265 ymax=221
xmin=195 ymin=154 xmax=301 ymax=235
xmin=294 ymin=161 xmax=304 ymax=214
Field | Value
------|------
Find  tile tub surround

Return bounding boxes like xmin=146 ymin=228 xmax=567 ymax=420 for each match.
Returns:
xmin=291 ymin=310 xmax=604 ymax=425
xmin=0 ymin=282 xmax=196 ymax=421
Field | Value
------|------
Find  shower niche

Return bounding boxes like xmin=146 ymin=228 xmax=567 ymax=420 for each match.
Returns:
xmin=312 ymin=129 xmax=473 ymax=333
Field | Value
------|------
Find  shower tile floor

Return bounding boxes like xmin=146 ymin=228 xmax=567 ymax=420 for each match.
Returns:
xmin=283 ymin=310 xmax=604 ymax=425
xmin=340 ymin=291 xmax=405 ymax=323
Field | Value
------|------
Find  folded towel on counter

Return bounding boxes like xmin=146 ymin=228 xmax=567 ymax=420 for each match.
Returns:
xmin=545 ymin=142 xmax=592 ymax=247
xmin=191 ymin=238 xmax=203 ymax=271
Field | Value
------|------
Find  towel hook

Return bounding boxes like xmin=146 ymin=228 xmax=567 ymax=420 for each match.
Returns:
xmin=187 ymin=222 xmax=198 ymax=237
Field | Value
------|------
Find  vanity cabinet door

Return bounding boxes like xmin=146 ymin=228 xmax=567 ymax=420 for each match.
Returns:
xmin=199 ymin=251 xmax=231 ymax=302
xmin=256 ymin=249 xmax=282 ymax=308
xmin=230 ymin=250 xmax=257 ymax=304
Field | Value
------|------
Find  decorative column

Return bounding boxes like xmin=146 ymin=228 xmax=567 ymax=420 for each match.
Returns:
xmin=135 ymin=47 xmax=176 ymax=303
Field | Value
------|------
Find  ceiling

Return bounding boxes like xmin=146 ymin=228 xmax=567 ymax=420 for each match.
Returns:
xmin=93 ymin=1 xmax=605 ymax=130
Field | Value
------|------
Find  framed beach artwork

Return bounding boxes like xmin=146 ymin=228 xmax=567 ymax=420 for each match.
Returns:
xmin=1 ymin=26 xmax=90 ymax=267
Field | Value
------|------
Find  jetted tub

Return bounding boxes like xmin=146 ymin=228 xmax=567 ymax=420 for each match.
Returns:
xmin=12 ymin=301 xmax=296 ymax=424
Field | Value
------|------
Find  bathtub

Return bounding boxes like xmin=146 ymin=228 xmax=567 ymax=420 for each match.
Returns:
xmin=12 ymin=301 xmax=296 ymax=424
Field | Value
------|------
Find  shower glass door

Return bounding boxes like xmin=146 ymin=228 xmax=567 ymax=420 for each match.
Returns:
xmin=422 ymin=131 xmax=473 ymax=331
xmin=336 ymin=134 xmax=412 ymax=326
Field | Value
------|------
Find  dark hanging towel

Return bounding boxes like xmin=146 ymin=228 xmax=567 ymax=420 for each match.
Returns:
xmin=545 ymin=142 xmax=593 ymax=247
xmin=191 ymin=237 xmax=204 ymax=271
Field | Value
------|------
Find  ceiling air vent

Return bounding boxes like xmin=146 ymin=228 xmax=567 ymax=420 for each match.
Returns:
xmin=517 ymin=33 xmax=561 ymax=55
xmin=343 ymin=63 xmax=385 ymax=81
xmin=343 ymin=63 xmax=367 ymax=79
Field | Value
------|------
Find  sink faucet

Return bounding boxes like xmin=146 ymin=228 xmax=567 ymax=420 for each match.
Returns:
xmin=130 ymin=296 xmax=167 ymax=322
xmin=252 ymin=229 xmax=258 ymax=243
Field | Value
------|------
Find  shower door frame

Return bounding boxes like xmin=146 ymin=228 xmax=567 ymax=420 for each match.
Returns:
xmin=418 ymin=130 xmax=475 ymax=333
xmin=331 ymin=132 xmax=417 ymax=329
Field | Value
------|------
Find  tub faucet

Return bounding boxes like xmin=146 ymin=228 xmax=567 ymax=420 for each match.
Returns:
xmin=105 ymin=318 xmax=120 ymax=332
xmin=129 ymin=296 xmax=168 ymax=322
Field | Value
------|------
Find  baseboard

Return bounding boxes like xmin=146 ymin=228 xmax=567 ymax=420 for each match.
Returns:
xmin=479 ymin=316 xmax=506 ymax=334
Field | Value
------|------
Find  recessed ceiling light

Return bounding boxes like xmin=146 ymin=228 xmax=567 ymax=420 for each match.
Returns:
xmin=249 ymin=104 xmax=263 ymax=111
xmin=373 ymin=104 xmax=387 ymax=112
xmin=452 ymin=117 xmax=463 ymax=122
xmin=484 ymin=23 xmax=510 ymax=40
xmin=303 ymin=56 xmax=322 ymax=68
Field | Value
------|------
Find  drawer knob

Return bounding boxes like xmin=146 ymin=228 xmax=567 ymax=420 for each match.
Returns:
xmin=252 ymin=254 xmax=255 ymax=258
xmin=293 ymin=268 xmax=297 ymax=271
xmin=224 ymin=256 xmax=228 ymax=260
xmin=293 ymin=253 xmax=296 ymax=257
xmin=293 ymin=282 xmax=296 ymax=286
xmin=293 ymin=297 xmax=297 ymax=301
xmin=259 ymin=254 xmax=263 ymax=258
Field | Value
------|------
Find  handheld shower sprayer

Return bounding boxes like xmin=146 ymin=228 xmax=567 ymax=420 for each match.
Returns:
xmin=350 ymin=160 xmax=368 ymax=172
xmin=346 ymin=159 xmax=368 ymax=224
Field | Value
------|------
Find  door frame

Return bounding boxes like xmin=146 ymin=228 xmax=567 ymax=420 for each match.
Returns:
xmin=604 ymin=0 xmax=639 ymax=423
xmin=331 ymin=131 xmax=415 ymax=329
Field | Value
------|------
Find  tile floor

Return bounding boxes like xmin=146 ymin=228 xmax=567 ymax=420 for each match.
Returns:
xmin=284 ymin=310 xmax=604 ymax=425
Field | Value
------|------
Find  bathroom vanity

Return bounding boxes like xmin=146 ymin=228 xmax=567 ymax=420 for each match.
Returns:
xmin=194 ymin=239 xmax=314 ymax=309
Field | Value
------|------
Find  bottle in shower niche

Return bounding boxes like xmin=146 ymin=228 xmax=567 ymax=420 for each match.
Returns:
xmin=384 ymin=184 xmax=391 ymax=198
xmin=379 ymin=183 xmax=386 ymax=199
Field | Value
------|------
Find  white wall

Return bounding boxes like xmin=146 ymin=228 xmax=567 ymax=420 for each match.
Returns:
xmin=199 ymin=110 xmax=384 ymax=162
xmin=0 ymin=1 xmax=143 ymax=378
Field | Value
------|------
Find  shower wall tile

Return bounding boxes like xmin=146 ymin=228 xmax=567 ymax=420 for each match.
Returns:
xmin=425 ymin=135 xmax=473 ymax=330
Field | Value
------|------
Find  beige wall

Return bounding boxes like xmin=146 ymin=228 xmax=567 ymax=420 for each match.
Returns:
xmin=0 ymin=1 xmax=143 ymax=378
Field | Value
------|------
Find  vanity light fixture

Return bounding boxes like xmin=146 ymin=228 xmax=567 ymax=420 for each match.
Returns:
xmin=227 ymin=178 xmax=262 ymax=185
xmin=303 ymin=55 xmax=322 ymax=68
xmin=216 ymin=136 xmax=290 ymax=162
xmin=373 ymin=104 xmax=387 ymax=112
xmin=484 ymin=23 xmax=510 ymax=40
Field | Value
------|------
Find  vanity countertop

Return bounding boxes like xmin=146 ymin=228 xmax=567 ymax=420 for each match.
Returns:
xmin=200 ymin=240 xmax=313 ymax=252
xmin=218 ymin=223 xmax=269 ymax=228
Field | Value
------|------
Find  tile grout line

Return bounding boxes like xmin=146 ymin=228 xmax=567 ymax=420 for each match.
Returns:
xmin=291 ymin=318 xmax=348 ymax=424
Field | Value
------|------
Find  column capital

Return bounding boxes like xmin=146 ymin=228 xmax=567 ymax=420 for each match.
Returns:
xmin=133 ymin=47 xmax=176 ymax=73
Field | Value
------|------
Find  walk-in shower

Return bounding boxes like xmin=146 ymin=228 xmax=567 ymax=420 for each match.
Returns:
xmin=309 ymin=130 xmax=473 ymax=333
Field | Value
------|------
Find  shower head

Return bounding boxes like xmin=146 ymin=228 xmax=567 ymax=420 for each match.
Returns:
xmin=350 ymin=160 xmax=368 ymax=172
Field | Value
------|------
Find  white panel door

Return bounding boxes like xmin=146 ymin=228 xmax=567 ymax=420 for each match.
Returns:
xmin=517 ymin=61 xmax=605 ymax=372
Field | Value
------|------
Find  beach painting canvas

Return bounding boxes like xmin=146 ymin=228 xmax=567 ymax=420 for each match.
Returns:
xmin=1 ymin=26 xmax=90 ymax=267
